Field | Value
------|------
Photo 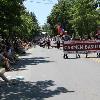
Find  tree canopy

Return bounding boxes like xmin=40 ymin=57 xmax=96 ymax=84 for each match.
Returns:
xmin=47 ymin=0 xmax=100 ymax=38
xmin=0 ymin=0 xmax=40 ymax=41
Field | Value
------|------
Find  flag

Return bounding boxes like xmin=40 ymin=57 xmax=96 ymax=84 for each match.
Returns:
xmin=57 ymin=24 xmax=64 ymax=36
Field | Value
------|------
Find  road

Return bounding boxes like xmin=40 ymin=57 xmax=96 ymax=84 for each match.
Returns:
xmin=1 ymin=46 xmax=100 ymax=100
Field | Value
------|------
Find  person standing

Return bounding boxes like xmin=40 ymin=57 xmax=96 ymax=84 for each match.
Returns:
xmin=62 ymin=31 xmax=71 ymax=59
xmin=56 ymin=35 xmax=60 ymax=49
xmin=57 ymin=40 xmax=60 ymax=49
xmin=96 ymin=32 xmax=100 ymax=58
xmin=47 ymin=38 xmax=50 ymax=49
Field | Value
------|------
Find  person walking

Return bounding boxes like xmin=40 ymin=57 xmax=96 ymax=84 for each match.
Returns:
xmin=47 ymin=38 xmax=50 ymax=49
xmin=57 ymin=40 xmax=60 ymax=49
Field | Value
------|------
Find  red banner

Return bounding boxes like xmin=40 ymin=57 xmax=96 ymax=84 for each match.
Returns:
xmin=63 ymin=40 xmax=100 ymax=52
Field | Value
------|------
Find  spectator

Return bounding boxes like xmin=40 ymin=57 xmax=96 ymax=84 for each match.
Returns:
xmin=0 ymin=49 xmax=11 ymax=71
xmin=47 ymin=38 xmax=50 ymax=49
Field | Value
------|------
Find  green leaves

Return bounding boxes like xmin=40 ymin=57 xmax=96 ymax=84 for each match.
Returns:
xmin=47 ymin=0 xmax=74 ymax=36
xmin=0 ymin=0 xmax=24 ymax=38
xmin=70 ymin=0 xmax=99 ymax=38
xmin=0 ymin=0 xmax=40 ymax=40
xmin=18 ymin=11 xmax=40 ymax=39
xmin=47 ymin=0 xmax=99 ymax=38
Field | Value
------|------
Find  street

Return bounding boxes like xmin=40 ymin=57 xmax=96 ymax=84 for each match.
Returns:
xmin=1 ymin=46 xmax=100 ymax=100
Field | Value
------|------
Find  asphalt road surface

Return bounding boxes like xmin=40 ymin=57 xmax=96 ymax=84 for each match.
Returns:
xmin=1 ymin=46 xmax=100 ymax=100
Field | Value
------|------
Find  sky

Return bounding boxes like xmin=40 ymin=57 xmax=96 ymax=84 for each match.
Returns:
xmin=24 ymin=0 xmax=58 ymax=26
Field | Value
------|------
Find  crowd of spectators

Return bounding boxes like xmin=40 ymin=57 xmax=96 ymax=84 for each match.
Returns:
xmin=0 ymin=38 xmax=32 ymax=72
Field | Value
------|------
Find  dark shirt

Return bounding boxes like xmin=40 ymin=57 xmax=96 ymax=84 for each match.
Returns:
xmin=63 ymin=35 xmax=71 ymax=41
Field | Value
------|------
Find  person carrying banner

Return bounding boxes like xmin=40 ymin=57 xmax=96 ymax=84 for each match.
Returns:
xmin=96 ymin=31 xmax=100 ymax=58
xmin=62 ymin=31 xmax=71 ymax=59
xmin=56 ymin=35 xmax=60 ymax=49
xmin=47 ymin=38 xmax=51 ymax=49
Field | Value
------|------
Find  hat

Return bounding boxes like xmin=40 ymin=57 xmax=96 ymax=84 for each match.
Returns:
xmin=65 ymin=31 xmax=67 ymax=32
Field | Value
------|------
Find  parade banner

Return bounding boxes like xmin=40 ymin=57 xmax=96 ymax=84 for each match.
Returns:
xmin=63 ymin=40 xmax=100 ymax=53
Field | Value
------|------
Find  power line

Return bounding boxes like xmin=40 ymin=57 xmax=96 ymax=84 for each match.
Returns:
xmin=29 ymin=0 xmax=56 ymax=4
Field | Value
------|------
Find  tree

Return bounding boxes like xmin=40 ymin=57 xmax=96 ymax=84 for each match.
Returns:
xmin=70 ymin=0 xmax=99 ymax=39
xmin=16 ymin=11 xmax=40 ymax=40
xmin=47 ymin=0 xmax=74 ymax=36
xmin=0 ymin=0 xmax=25 ymax=39
xmin=30 ymin=12 xmax=41 ymax=37
xmin=0 ymin=0 xmax=41 ymax=41
xmin=47 ymin=0 xmax=99 ymax=39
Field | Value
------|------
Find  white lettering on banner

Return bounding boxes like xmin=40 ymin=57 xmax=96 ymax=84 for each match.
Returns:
xmin=99 ymin=45 xmax=100 ymax=48
xmin=71 ymin=46 xmax=73 ymax=49
xmin=85 ymin=45 xmax=88 ymax=49
xmin=90 ymin=45 xmax=94 ymax=49
xmin=88 ymin=45 xmax=90 ymax=49
xmin=77 ymin=45 xmax=80 ymax=49
xmin=87 ymin=45 xmax=90 ymax=49
xmin=84 ymin=45 xmax=94 ymax=50
xmin=63 ymin=40 xmax=100 ymax=54
xmin=75 ymin=45 xmax=78 ymax=50
xmin=95 ymin=45 xmax=97 ymax=48
xmin=68 ymin=46 xmax=71 ymax=49
xmin=71 ymin=45 xmax=76 ymax=49
xmin=80 ymin=45 xmax=84 ymax=49
xmin=74 ymin=45 xmax=77 ymax=49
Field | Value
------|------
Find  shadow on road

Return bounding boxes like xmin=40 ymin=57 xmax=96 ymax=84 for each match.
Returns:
xmin=0 ymin=80 xmax=74 ymax=100
xmin=18 ymin=52 xmax=32 ymax=56
xmin=13 ymin=57 xmax=54 ymax=70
